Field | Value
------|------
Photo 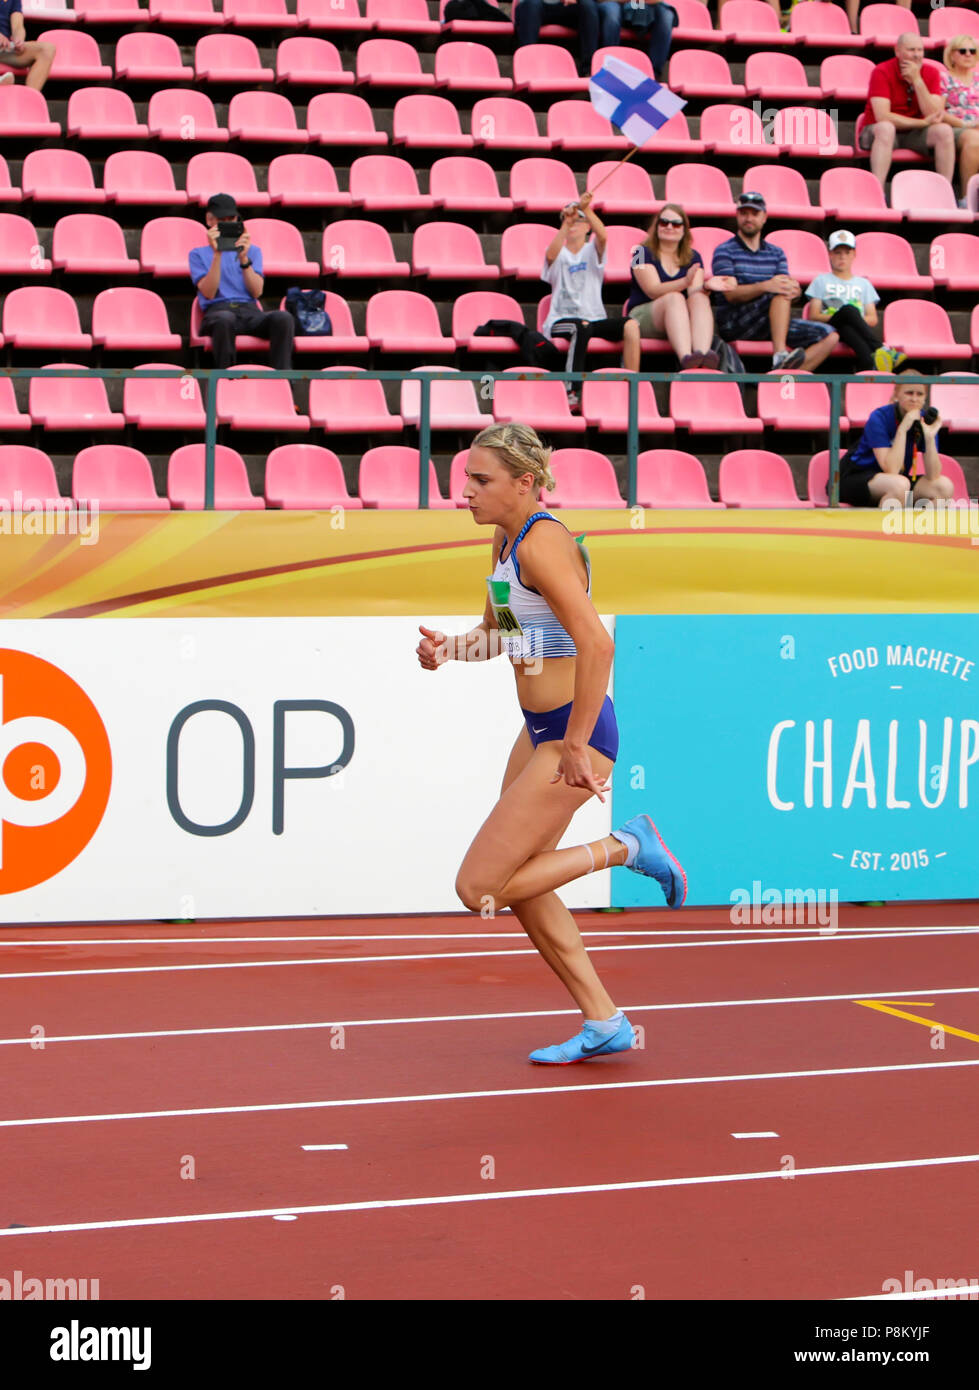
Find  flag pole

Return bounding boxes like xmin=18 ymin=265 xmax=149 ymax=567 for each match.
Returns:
xmin=583 ymin=142 xmax=643 ymax=199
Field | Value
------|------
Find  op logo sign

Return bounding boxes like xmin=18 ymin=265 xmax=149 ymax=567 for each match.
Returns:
xmin=0 ymin=650 xmax=111 ymax=894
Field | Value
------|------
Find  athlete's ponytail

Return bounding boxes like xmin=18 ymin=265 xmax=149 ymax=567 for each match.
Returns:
xmin=471 ymin=423 xmax=556 ymax=496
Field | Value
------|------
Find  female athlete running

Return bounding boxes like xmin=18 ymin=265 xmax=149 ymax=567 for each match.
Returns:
xmin=415 ymin=423 xmax=685 ymax=1065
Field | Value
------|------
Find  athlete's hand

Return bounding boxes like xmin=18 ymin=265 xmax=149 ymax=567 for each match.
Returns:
xmin=550 ymin=745 xmax=611 ymax=803
xmin=417 ymin=625 xmax=449 ymax=670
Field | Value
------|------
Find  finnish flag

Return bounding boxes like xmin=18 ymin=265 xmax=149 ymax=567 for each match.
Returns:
xmin=588 ymin=55 xmax=686 ymax=147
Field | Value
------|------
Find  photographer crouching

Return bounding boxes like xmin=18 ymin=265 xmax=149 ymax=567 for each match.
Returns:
xmin=839 ymin=367 xmax=953 ymax=508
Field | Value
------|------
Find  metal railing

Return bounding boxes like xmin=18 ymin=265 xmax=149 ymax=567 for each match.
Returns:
xmin=2 ymin=366 xmax=972 ymax=510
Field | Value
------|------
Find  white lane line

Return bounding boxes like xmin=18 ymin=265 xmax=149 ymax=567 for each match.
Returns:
xmin=2 ymin=1152 xmax=977 ymax=1240
xmin=732 ymin=1132 xmax=779 ymax=1139
xmin=3 ymin=1057 xmax=979 ymax=1131
xmin=0 ymin=984 xmax=976 ymax=1049
xmin=0 ymin=927 xmax=973 ymax=983
xmin=843 ymin=1285 xmax=979 ymax=1302
xmin=301 ymin=1145 xmax=347 ymax=1152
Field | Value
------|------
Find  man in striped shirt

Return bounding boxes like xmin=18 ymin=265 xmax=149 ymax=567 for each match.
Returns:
xmin=710 ymin=192 xmax=839 ymax=372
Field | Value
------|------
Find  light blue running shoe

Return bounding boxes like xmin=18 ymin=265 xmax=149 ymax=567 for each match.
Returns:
xmin=529 ymin=1014 xmax=636 ymax=1065
xmin=613 ymin=814 xmax=687 ymax=907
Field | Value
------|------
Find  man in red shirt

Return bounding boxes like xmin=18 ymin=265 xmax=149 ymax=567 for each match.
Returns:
xmin=860 ymin=32 xmax=954 ymax=188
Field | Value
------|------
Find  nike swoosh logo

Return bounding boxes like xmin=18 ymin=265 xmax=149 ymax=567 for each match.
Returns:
xmin=580 ymin=1035 xmax=625 ymax=1056
xmin=532 ymin=726 xmax=547 ymax=734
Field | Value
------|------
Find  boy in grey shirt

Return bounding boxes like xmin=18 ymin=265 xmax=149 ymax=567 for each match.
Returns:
xmin=806 ymin=229 xmax=906 ymax=373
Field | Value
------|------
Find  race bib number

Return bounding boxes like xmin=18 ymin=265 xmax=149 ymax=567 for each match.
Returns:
xmin=487 ymin=578 xmax=523 ymax=635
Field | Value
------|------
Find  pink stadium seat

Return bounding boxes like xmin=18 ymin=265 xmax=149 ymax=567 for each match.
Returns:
xmin=721 ymin=0 xmax=796 ymax=42
xmin=348 ymin=155 xmax=434 ymax=210
xmin=449 ymin=448 xmax=470 ymax=505
xmin=148 ymin=0 xmax=226 ymax=26
xmin=223 ymin=0 xmax=299 ymax=30
xmin=267 ymin=154 xmax=352 ymax=207
xmin=883 ymin=301 xmax=972 ymax=360
xmin=691 ymin=224 xmax=731 ymax=267
xmin=264 ymin=445 xmax=364 ymax=510
xmin=435 ymin=41 xmax=512 ymax=93
xmin=296 ymin=0 xmax=369 ymax=32
xmin=401 ymin=367 xmax=485 ymax=430
xmin=115 ymin=32 xmax=194 ymax=82
xmin=859 ymin=3 xmax=919 ymax=45
xmin=499 ymin=222 xmax=552 ymax=279
xmin=928 ymin=6 xmax=978 ymax=47
xmin=3 ymin=290 xmax=92 ymax=350
xmin=0 ymin=379 xmax=31 ymax=432
xmin=511 ymin=44 xmax=585 ymax=94
xmin=844 ymin=373 xmax=894 ymax=428
xmin=602 ymin=224 xmax=647 ymax=283
xmin=819 ymin=54 xmax=875 ymax=100
xmin=744 ymin=52 xmax=813 ymax=99
xmin=103 ymin=151 xmax=188 ymax=206
xmin=636 ymin=450 xmax=725 ymax=508
xmin=75 ymin=0 xmax=149 ymax=23
xmin=891 ymin=170 xmax=974 ymax=224
xmin=473 ymin=96 xmax=551 ymax=150
xmin=366 ymin=291 xmax=455 ymax=352
xmin=668 ymin=49 xmax=744 ymax=98
xmin=29 ymin=365 xmax=123 ymax=430
xmin=413 ymin=221 xmax=499 ymax=279
xmin=664 ymin=162 xmax=733 ymax=217
xmin=185 ymin=152 xmax=271 ymax=205
xmin=639 ymin=110 xmax=705 ymax=155
xmin=581 ymin=369 xmax=675 ymax=434
xmin=701 ymin=104 xmax=777 ymax=158
xmin=743 ymin=165 xmax=824 ymax=221
xmin=0 ymin=156 xmax=22 ymax=203
xmin=430 ymin=156 xmax=512 ymax=212
xmin=288 ymin=291 xmax=369 ymax=354
xmin=509 ymin=157 xmax=580 ymax=212
xmin=930 ymin=234 xmax=979 ymax=292
xmin=168 ymin=445 xmax=265 ymax=510
xmin=228 ymin=91 xmax=309 ymax=143
xmin=819 ymin=166 xmax=903 ymax=224
xmin=72 ymin=446 xmax=170 ymax=511
xmin=853 ymin=232 xmax=933 ymax=290
xmin=772 ymin=107 xmax=851 ymax=158
xmin=321 ymin=219 xmax=409 ymax=277
xmin=438 ymin=0 xmax=510 ymax=33
xmin=756 ymin=373 xmax=846 ymax=431
xmin=243 ymin=218 xmax=317 ymax=276
xmin=21 ymin=150 xmax=105 ymax=203
xmin=216 ymin=366 xmax=309 ymax=431
xmin=366 ymin=0 xmax=439 ymax=33
xmin=931 ymin=374 xmax=979 ymax=434
xmin=140 ymin=216 xmax=207 ymax=273
xmin=670 ymin=371 xmax=763 ymax=434
xmin=0 ymin=447 xmax=62 ymax=505
xmin=720 ymin=450 xmax=812 ymax=507
xmin=66 ymin=88 xmax=149 ymax=141
xmin=276 ymin=36 xmax=353 ymax=86
xmin=123 ymin=363 xmax=207 ymax=430
xmin=195 ymin=34 xmax=274 ymax=83
xmin=591 ymin=46 xmax=653 ymax=77
xmin=358 ymin=448 xmax=454 ymax=508
xmin=92 ymin=287 xmax=182 ymax=351
xmin=790 ymin=0 xmax=866 ymax=48
xmin=393 ymin=94 xmax=474 ymax=149
xmin=493 ymin=368 xmax=587 ymax=434
xmin=806 ymin=451 xmax=851 ymax=508
xmin=669 ymin=0 xmax=717 ymax=41
xmin=937 ymin=454 xmax=970 ymax=502
xmin=546 ymin=449 xmax=624 ymax=508
xmin=0 ymin=214 xmax=51 ymax=275
xmin=39 ymin=29 xmax=113 ymax=80
xmin=355 ymin=38 xmax=436 ymax=88
xmin=309 ymin=367 xmax=403 ymax=432
xmin=548 ymin=100 xmax=629 ymax=152
xmin=147 ymin=90 xmax=230 ymax=143
xmin=52 ymin=214 xmax=139 ymax=274
xmin=0 ymin=87 xmax=60 ymax=138
xmin=452 ymin=290 xmax=524 ymax=351
xmin=190 ymin=297 xmax=264 ymax=354
xmin=307 ymin=92 xmax=387 ymax=146
xmin=586 ymin=161 xmax=656 ymax=215
xmin=767 ymin=229 xmax=829 ymax=283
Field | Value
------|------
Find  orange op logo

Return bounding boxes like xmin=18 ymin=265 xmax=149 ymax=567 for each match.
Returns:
xmin=0 ymin=650 xmax=112 ymax=895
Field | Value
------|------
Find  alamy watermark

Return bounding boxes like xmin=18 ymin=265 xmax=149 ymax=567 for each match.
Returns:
xmin=730 ymin=880 xmax=839 ymax=933
xmin=0 ymin=494 xmax=99 ymax=545
xmin=1 ymin=1268 xmax=100 ymax=1299
xmin=881 ymin=497 xmax=979 ymax=543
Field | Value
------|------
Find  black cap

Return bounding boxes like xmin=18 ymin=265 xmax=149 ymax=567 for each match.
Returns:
xmin=207 ymin=193 xmax=239 ymax=219
xmin=736 ymin=191 xmax=766 ymax=211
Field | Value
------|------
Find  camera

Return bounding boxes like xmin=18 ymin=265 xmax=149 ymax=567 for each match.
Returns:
xmin=920 ymin=405 xmax=939 ymax=426
xmin=216 ymin=219 xmax=244 ymax=252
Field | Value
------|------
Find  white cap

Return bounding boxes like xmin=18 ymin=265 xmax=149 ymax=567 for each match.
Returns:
xmin=828 ymin=230 xmax=856 ymax=250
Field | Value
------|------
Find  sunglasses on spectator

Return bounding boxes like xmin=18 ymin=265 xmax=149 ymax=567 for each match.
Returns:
xmin=955 ymin=46 xmax=977 ymax=54
xmin=658 ymin=217 xmax=684 ymax=227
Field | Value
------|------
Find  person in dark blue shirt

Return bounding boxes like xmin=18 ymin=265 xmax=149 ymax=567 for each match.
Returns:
xmin=188 ymin=193 xmax=294 ymax=369
xmin=840 ymin=372 xmax=953 ymax=507
xmin=0 ymin=0 xmax=56 ymax=90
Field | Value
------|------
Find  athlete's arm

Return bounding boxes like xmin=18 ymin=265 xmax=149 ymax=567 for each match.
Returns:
xmin=416 ymin=529 xmax=507 ymax=667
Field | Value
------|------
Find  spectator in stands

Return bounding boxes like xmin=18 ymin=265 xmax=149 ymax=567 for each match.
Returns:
xmin=623 ymin=204 xmax=735 ymax=370
xmin=844 ymin=0 xmax=912 ymax=38
xmin=542 ymin=191 xmax=637 ymax=400
xmin=514 ymin=0 xmax=623 ymax=77
xmin=861 ymin=33 xmax=955 ymax=190
xmin=940 ymin=33 xmax=979 ymax=202
xmin=717 ymin=0 xmax=782 ymax=33
xmin=620 ymin=0 xmax=677 ymax=81
xmin=0 ymin=0 xmax=56 ymax=90
xmin=189 ymin=193 xmax=294 ymax=370
xmin=839 ymin=370 xmax=951 ymax=508
xmin=711 ymin=192 xmax=839 ymax=372
xmin=806 ymin=229 xmax=907 ymax=374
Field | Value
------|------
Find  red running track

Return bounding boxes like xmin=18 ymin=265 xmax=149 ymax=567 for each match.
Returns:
xmin=0 ymin=905 xmax=978 ymax=1300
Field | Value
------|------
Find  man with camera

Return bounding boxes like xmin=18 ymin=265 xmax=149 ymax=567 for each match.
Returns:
xmin=189 ymin=193 xmax=295 ymax=369
xmin=838 ymin=368 xmax=952 ymax=508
